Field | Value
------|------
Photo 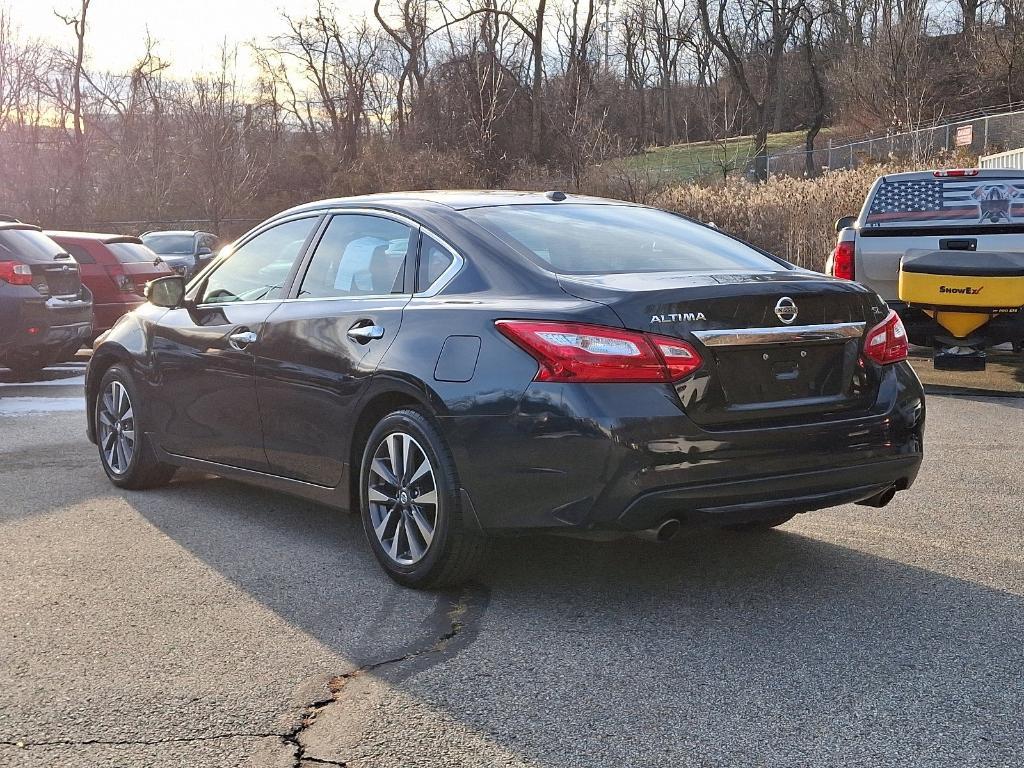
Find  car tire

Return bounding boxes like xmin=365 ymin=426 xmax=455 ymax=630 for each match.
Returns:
xmin=95 ymin=364 xmax=177 ymax=490
xmin=360 ymin=408 xmax=487 ymax=589
xmin=725 ymin=513 xmax=797 ymax=531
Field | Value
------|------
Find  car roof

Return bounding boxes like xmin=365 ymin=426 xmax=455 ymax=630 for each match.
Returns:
xmin=141 ymin=230 xmax=212 ymax=237
xmin=279 ymin=190 xmax=635 ymax=217
xmin=46 ymin=230 xmax=144 ymax=245
xmin=0 ymin=222 xmax=41 ymax=232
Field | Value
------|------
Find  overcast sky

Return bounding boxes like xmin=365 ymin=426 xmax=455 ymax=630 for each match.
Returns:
xmin=8 ymin=0 xmax=376 ymax=77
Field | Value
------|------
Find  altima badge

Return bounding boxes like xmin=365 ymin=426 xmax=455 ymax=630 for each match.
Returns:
xmin=774 ymin=297 xmax=798 ymax=324
xmin=651 ymin=312 xmax=706 ymax=323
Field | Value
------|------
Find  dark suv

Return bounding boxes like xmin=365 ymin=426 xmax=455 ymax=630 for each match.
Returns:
xmin=0 ymin=222 xmax=93 ymax=374
xmin=141 ymin=231 xmax=220 ymax=279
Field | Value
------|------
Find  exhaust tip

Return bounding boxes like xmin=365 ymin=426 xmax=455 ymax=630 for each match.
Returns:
xmin=857 ymin=486 xmax=897 ymax=508
xmin=656 ymin=518 xmax=682 ymax=542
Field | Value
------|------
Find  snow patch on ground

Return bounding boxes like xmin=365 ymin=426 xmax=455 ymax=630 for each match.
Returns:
xmin=0 ymin=397 xmax=86 ymax=415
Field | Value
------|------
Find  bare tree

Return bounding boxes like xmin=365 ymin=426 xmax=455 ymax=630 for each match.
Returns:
xmin=699 ymin=0 xmax=805 ymax=180
xmin=54 ymin=0 xmax=90 ymax=224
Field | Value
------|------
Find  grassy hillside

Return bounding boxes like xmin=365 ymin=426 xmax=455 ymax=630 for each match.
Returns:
xmin=617 ymin=129 xmax=832 ymax=183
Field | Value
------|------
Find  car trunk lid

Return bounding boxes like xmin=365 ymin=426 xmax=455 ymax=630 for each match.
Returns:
xmin=30 ymin=258 xmax=82 ymax=297
xmin=559 ymin=270 xmax=887 ymax=427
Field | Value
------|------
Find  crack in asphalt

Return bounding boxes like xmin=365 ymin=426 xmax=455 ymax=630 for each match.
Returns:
xmin=0 ymin=732 xmax=288 ymax=749
xmin=2 ymin=585 xmax=489 ymax=765
xmin=283 ymin=584 xmax=489 ymax=768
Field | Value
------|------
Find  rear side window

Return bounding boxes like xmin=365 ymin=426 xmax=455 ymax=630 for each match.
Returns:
xmin=62 ymin=243 xmax=96 ymax=264
xmin=462 ymin=204 xmax=786 ymax=274
xmin=417 ymin=234 xmax=455 ymax=292
xmin=298 ymin=214 xmax=412 ymax=298
xmin=0 ymin=229 xmax=66 ymax=263
xmin=865 ymin=176 xmax=1024 ymax=227
xmin=108 ymin=242 xmax=158 ymax=263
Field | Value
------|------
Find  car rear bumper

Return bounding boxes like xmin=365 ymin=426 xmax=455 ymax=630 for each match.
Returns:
xmin=0 ymin=292 xmax=93 ymax=360
xmin=442 ymin=361 xmax=925 ymax=534
xmin=616 ymin=456 xmax=920 ymax=530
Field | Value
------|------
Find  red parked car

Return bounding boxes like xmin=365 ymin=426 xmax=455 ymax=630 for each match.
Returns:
xmin=46 ymin=232 xmax=172 ymax=339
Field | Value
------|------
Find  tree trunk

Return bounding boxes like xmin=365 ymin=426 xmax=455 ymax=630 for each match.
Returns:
xmin=530 ymin=0 xmax=547 ymax=161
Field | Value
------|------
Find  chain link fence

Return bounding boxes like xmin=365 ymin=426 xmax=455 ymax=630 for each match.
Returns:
xmin=765 ymin=104 xmax=1024 ymax=178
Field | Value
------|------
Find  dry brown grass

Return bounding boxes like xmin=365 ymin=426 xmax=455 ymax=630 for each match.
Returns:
xmin=650 ymin=164 xmax=908 ymax=271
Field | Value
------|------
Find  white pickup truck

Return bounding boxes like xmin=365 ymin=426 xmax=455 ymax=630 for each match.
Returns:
xmin=826 ymin=168 xmax=1024 ymax=370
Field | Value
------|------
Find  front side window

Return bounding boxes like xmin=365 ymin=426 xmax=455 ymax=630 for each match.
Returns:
xmin=201 ymin=217 xmax=317 ymax=304
xmin=298 ymin=214 xmax=412 ymax=299
xmin=462 ymin=204 xmax=787 ymax=275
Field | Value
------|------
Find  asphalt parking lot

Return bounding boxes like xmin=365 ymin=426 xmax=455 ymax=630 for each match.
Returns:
xmin=0 ymin=366 xmax=1022 ymax=768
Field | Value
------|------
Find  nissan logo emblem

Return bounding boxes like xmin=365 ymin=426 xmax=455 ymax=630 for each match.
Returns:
xmin=774 ymin=296 xmax=798 ymax=325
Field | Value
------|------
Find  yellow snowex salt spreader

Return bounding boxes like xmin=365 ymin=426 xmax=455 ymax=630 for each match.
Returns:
xmin=899 ymin=249 xmax=1024 ymax=370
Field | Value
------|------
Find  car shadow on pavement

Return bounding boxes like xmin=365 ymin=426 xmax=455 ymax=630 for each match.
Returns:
xmin=123 ymin=471 xmax=1023 ymax=768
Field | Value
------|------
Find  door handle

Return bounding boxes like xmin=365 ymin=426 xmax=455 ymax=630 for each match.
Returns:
xmin=347 ymin=323 xmax=386 ymax=343
xmin=228 ymin=329 xmax=258 ymax=350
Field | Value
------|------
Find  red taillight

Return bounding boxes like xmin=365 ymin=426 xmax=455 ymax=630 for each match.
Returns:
xmin=495 ymin=320 xmax=702 ymax=383
xmin=104 ymin=265 xmax=134 ymax=292
xmin=864 ymin=309 xmax=908 ymax=365
xmin=0 ymin=260 xmax=34 ymax=286
xmin=830 ymin=240 xmax=855 ymax=280
xmin=933 ymin=169 xmax=979 ymax=177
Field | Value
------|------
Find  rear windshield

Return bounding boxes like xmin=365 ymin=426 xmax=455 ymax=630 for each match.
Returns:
xmin=0 ymin=228 xmax=66 ymax=263
xmin=108 ymin=242 xmax=158 ymax=263
xmin=461 ymin=204 xmax=786 ymax=274
xmin=144 ymin=234 xmax=195 ymax=254
xmin=865 ymin=176 xmax=1024 ymax=227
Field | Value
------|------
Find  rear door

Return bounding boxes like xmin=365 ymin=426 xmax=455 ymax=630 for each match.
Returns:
xmin=255 ymin=211 xmax=414 ymax=485
xmin=151 ymin=216 xmax=320 ymax=469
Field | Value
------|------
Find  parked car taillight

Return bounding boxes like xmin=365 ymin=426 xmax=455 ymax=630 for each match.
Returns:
xmin=829 ymin=239 xmax=856 ymax=280
xmin=495 ymin=320 xmax=703 ymax=383
xmin=0 ymin=260 xmax=34 ymax=286
xmin=864 ymin=309 xmax=909 ymax=365
xmin=104 ymin=265 xmax=135 ymax=293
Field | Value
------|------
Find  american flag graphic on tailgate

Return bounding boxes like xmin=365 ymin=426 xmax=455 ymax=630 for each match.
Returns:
xmin=866 ymin=178 xmax=1024 ymax=225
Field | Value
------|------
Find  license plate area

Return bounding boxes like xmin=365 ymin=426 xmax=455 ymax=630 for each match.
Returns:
xmin=714 ymin=341 xmax=854 ymax=405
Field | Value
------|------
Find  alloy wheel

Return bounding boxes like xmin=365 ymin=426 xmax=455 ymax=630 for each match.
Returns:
xmin=98 ymin=380 xmax=136 ymax=475
xmin=367 ymin=432 xmax=438 ymax=565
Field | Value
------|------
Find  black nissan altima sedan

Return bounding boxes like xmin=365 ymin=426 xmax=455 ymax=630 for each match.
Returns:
xmin=85 ymin=191 xmax=925 ymax=587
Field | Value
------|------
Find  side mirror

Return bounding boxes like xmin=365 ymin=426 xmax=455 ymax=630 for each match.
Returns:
xmin=197 ymin=246 xmax=213 ymax=256
xmin=145 ymin=275 xmax=186 ymax=308
xmin=835 ymin=215 xmax=857 ymax=233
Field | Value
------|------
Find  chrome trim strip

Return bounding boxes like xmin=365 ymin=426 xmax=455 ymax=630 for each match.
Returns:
xmin=692 ymin=321 xmax=866 ymax=347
